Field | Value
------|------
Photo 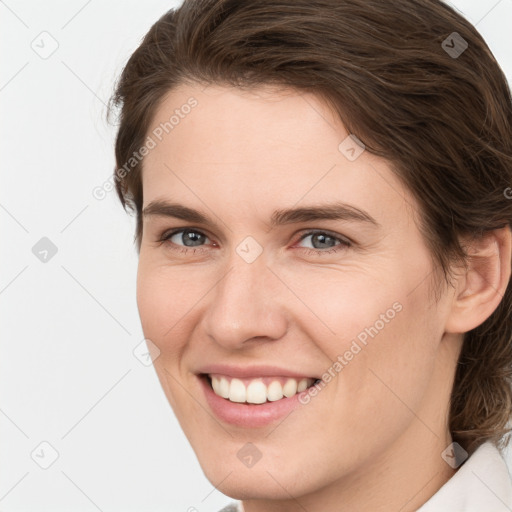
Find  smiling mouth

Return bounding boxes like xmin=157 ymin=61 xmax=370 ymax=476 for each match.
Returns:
xmin=203 ymin=373 xmax=321 ymax=404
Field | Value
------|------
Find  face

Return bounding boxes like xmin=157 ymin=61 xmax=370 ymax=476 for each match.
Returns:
xmin=137 ymin=83 xmax=458 ymax=501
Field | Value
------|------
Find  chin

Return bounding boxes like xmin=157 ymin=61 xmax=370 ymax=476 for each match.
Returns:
xmin=198 ymin=451 xmax=324 ymax=501
xmin=204 ymin=471 xmax=299 ymax=501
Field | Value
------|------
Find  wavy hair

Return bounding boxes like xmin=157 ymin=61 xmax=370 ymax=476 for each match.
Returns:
xmin=108 ymin=0 xmax=512 ymax=454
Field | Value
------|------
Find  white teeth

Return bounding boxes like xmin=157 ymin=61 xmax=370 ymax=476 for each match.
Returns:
xmin=246 ymin=380 xmax=267 ymax=404
xmin=212 ymin=376 xmax=231 ymax=399
xmin=210 ymin=375 xmax=315 ymax=403
xmin=282 ymin=378 xmax=298 ymax=398
xmin=267 ymin=381 xmax=284 ymax=401
xmin=218 ymin=377 xmax=230 ymax=398
xmin=229 ymin=378 xmax=246 ymax=402
xmin=211 ymin=376 xmax=220 ymax=395
xmin=297 ymin=378 xmax=309 ymax=392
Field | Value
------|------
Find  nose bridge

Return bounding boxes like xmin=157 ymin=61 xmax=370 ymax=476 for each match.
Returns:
xmin=203 ymin=244 xmax=287 ymax=347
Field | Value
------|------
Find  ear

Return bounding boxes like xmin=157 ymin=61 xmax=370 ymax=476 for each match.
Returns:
xmin=445 ymin=225 xmax=512 ymax=334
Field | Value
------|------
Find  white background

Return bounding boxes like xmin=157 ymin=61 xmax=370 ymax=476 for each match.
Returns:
xmin=1 ymin=1 xmax=511 ymax=510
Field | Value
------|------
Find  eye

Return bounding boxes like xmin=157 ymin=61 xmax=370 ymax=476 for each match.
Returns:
xmin=295 ymin=230 xmax=351 ymax=255
xmin=156 ymin=228 xmax=351 ymax=256
xmin=158 ymin=228 xmax=213 ymax=253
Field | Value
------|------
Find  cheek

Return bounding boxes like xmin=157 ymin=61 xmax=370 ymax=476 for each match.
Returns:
xmin=337 ymin=286 xmax=439 ymax=438
xmin=290 ymin=293 xmax=441 ymax=481
xmin=136 ymin=260 xmax=201 ymax=421
xmin=136 ymin=259 xmax=194 ymax=352
xmin=278 ymin=261 xmax=413 ymax=361
xmin=300 ymin=261 xmax=440 ymax=426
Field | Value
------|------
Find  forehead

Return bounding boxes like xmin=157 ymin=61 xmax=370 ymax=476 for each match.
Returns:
xmin=141 ymin=83 xmax=418 ymax=229
xmin=146 ymin=83 xmax=343 ymax=167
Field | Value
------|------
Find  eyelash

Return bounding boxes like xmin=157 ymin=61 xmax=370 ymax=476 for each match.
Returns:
xmin=156 ymin=228 xmax=352 ymax=256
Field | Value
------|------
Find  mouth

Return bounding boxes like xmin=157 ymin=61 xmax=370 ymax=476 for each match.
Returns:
xmin=201 ymin=373 xmax=322 ymax=405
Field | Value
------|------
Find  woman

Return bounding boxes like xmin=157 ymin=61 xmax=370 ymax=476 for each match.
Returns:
xmin=108 ymin=0 xmax=512 ymax=510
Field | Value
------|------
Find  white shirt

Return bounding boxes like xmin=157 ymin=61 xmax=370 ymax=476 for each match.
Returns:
xmin=418 ymin=440 xmax=512 ymax=511
xmin=219 ymin=440 xmax=512 ymax=511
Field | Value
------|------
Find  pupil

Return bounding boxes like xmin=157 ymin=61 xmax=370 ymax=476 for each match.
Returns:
xmin=314 ymin=234 xmax=332 ymax=249
xmin=184 ymin=230 xmax=204 ymax=247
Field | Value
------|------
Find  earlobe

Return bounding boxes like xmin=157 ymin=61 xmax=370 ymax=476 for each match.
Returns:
xmin=445 ymin=225 xmax=512 ymax=334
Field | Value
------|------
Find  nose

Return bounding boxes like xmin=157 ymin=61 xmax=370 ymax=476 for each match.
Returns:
xmin=201 ymin=249 xmax=289 ymax=350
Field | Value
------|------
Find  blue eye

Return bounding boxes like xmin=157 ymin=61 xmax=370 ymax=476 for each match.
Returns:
xmin=157 ymin=228 xmax=351 ymax=256
xmin=166 ymin=229 xmax=209 ymax=247
xmin=296 ymin=231 xmax=351 ymax=254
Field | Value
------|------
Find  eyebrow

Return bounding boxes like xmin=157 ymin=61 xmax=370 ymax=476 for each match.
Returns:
xmin=142 ymin=199 xmax=380 ymax=229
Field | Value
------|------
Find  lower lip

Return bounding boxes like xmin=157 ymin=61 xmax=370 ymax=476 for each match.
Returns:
xmin=199 ymin=375 xmax=308 ymax=428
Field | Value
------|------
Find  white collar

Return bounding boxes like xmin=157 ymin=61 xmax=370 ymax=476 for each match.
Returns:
xmin=417 ymin=440 xmax=512 ymax=511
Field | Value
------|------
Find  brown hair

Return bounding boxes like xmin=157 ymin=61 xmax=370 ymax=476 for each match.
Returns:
xmin=108 ymin=0 xmax=512 ymax=454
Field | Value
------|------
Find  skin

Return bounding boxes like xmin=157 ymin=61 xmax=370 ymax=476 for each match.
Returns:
xmin=136 ymin=83 xmax=511 ymax=511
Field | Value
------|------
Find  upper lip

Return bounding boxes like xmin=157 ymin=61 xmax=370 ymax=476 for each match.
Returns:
xmin=197 ymin=364 xmax=319 ymax=380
